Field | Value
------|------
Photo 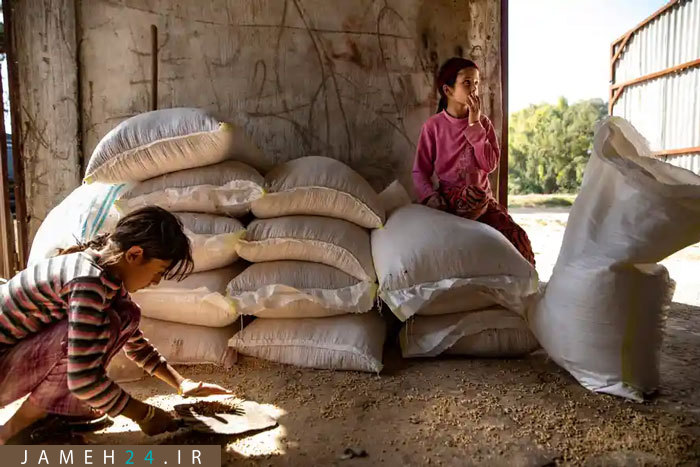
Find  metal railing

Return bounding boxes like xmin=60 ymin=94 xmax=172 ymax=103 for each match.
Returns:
xmin=609 ymin=0 xmax=700 ymax=159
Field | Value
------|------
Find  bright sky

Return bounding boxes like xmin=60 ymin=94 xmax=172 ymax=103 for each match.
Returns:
xmin=509 ymin=0 xmax=669 ymax=112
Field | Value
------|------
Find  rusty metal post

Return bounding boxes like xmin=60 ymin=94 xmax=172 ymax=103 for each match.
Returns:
xmin=151 ymin=24 xmax=158 ymax=111
xmin=498 ymin=0 xmax=509 ymax=209
xmin=75 ymin=0 xmax=85 ymax=177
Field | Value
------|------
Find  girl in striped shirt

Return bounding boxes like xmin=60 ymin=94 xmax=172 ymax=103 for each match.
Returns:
xmin=0 ymin=206 xmax=230 ymax=444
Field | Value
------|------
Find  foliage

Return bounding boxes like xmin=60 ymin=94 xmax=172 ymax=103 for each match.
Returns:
xmin=508 ymin=97 xmax=607 ymax=194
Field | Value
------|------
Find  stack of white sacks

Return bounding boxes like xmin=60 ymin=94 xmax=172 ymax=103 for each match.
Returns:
xmin=28 ymin=105 xmax=542 ymax=376
xmin=29 ymin=108 xmax=270 ymax=379
xmin=227 ymin=156 xmax=388 ymax=373
xmin=27 ymin=110 xmax=700 ymax=401
xmin=371 ymin=191 xmax=541 ymax=359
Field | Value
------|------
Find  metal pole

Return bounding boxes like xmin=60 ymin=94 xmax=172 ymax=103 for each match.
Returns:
xmin=151 ymin=24 xmax=158 ymax=111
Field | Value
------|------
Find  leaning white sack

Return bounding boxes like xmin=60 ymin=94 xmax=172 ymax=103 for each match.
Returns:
xmin=85 ymin=107 xmax=270 ymax=184
xmin=378 ymin=180 xmax=412 ymax=216
xmin=237 ymin=216 xmax=376 ymax=282
xmin=28 ymin=182 xmax=128 ymax=265
xmin=372 ymin=204 xmax=539 ymax=321
xmin=230 ymin=312 xmax=386 ymax=372
xmin=530 ymin=117 xmax=700 ymax=401
xmin=251 ymin=156 xmax=385 ymax=229
xmin=227 ymin=261 xmax=375 ymax=318
xmin=176 ymin=213 xmax=245 ymax=272
xmin=107 ymin=318 xmax=239 ymax=381
xmin=132 ymin=264 xmax=246 ymax=327
xmin=116 ymin=161 xmax=265 ymax=217
xmin=400 ymin=308 xmax=539 ymax=358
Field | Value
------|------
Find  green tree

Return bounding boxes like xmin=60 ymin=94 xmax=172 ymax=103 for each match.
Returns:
xmin=508 ymin=98 xmax=607 ymax=194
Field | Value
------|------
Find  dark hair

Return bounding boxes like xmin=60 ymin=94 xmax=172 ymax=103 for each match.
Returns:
xmin=436 ymin=57 xmax=479 ymax=113
xmin=57 ymin=206 xmax=194 ymax=281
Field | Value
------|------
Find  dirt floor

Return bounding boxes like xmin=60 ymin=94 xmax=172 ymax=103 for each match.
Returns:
xmin=1 ymin=208 xmax=699 ymax=465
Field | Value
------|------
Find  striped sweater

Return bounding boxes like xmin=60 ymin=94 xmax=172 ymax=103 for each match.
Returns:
xmin=0 ymin=251 xmax=166 ymax=417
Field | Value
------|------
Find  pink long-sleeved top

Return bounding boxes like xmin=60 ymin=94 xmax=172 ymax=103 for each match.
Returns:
xmin=412 ymin=111 xmax=500 ymax=202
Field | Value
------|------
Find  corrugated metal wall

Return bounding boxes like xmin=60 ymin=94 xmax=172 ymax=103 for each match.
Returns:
xmin=611 ymin=0 xmax=700 ymax=173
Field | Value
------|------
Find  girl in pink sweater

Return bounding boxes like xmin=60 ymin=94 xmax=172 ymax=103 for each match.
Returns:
xmin=412 ymin=57 xmax=535 ymax=265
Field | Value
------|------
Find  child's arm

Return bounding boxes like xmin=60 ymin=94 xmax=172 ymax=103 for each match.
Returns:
xmin=116 ymin=297 xmax=185 ymax=389
xmin=65 ymin=278 xmax=133 ymax=417
xmin=120 ymin=297 xmax=230 ymax=397
xmin=117 ymin=298 xmax=168 ymax=374
xmin=464 ymin=117 xmax=500 ymax=173
xmin=412 ymin=124 xmax=439 ymax=202
xmin=150 ymin=362 xmax=231 ymax=397
xmin=123 ymin=328 xmax=168 ymax=375
xmin=66 ymin=285 xmax=180 ymax=435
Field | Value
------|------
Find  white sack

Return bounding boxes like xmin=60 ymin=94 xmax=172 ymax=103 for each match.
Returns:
xmin=107 ymin=318 xmax=239 ymax=381
xmin=230 ymin=312 xmax=386 ymax=372
xmin=176 ymin=213 xmax=245 ymax=272
xmin=251 ymin=156 xmax=385 ymax=228
xmin=85 ymin=107 xmax=270 ymax=184
xmin=227 ymin=261 xmax=375 ymax=318
xmin=378 ymin=180 xmax=412 ymax=216
xmin=132 ymin=264 xmax=245 ymax=327
xmin=372 ymin=204 xmax=539 ymax=321
xmin=400 ymin=308 xmax=539 ymax=358
xmin=29 ymin=183 xmax=128 ymax=265
xmin=237 ymin=216 xmax=375 ymax=282
xmin=29 ymin=185 xmax=246 ymax=274
xmin=117 ymin=161 xmax=265 ymax=216
xmin=530 ymin=117 xmax=700 ymax=401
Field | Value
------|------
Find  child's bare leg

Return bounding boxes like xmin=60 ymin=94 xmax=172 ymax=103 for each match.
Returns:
xmin=0 ymin=399 xmax=47 ymax=445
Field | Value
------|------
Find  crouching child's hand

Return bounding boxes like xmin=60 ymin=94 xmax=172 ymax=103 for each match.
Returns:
xmin=138 ymin=405 xmax=180 ymax=436
xmin=178 ymin=379 xmax=232 ymax=398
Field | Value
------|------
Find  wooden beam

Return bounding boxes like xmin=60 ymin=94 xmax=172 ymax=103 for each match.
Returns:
xmin=2 ymin=0 xmax=28 ymax=268
xmin=499 ymin=0 xmax=509 ymax=208
xmin=0 ymin=70 xmax=16 ymax=277
xmin=9 ymin=0 xmax=82 ymax=244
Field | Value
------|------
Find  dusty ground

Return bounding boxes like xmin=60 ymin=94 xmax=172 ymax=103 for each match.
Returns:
xmin=1 ymin=208 xmax=699 ymax=466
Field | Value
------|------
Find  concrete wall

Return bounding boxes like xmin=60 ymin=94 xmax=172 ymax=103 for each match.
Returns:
xmin=12 ymin=0 xmax=82 ymax=239
xmin=15 ymin=0 xmax=503 ymax=241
